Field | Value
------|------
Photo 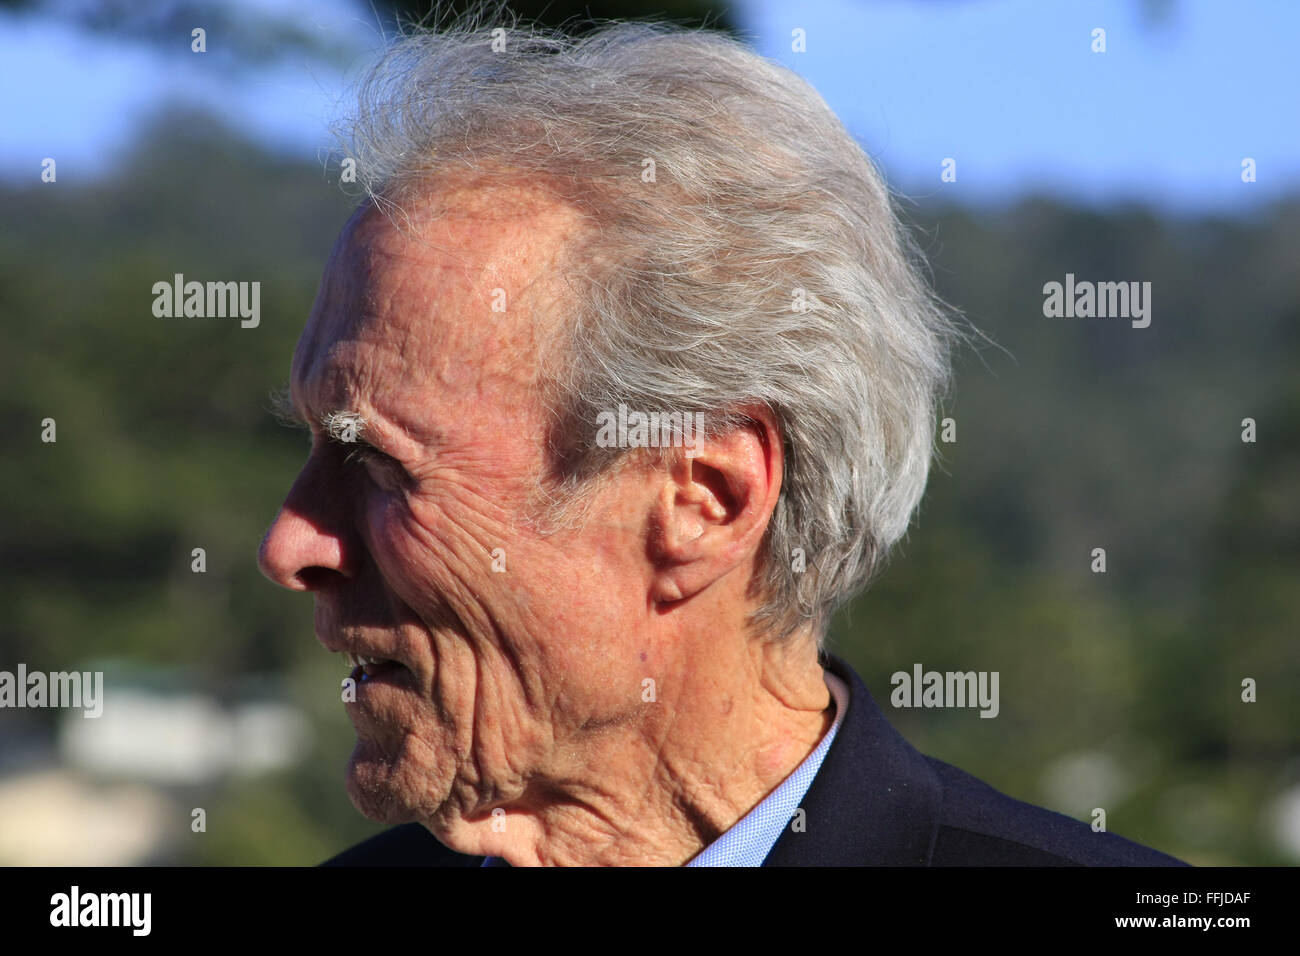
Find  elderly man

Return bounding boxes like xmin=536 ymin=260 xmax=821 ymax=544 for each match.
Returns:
xmin=257 ymin=19 xmax=1182 ymax=866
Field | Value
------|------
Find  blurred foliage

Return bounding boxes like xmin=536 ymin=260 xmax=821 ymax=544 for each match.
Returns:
xmin=1 ymin=95 xmax=1297 ymax=864
xmin=0 ymin=0 xmax=738 ymax=67
xmin=384 ymin=0 xmax=739 ymax=34
xmin=830 ymin=197 xmax=1300 ymax=866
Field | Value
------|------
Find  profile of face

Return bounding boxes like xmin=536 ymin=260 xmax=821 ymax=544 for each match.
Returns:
xmin=257 ymin=186 xmax=627 ymax=829
xmin=256 ymin=176 xmax=802 ymax=862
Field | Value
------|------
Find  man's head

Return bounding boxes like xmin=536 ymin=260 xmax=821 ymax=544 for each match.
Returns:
xmin=258 ymin=17 xmax=959 ymax=864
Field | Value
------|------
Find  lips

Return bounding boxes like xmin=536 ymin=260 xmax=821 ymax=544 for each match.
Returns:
xmin=342 ymin=651 xmax=407 ymax=678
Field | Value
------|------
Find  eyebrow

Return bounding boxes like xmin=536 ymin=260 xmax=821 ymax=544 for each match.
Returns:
xmin=267 ymin=385 xmax=371 ymax=445
xmin=321 ymin=410 xmax=369 ymax=444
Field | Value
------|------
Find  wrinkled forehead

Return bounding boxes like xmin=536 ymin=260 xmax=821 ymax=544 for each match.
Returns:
xmin=290 ymin=183 xmax=588 ymax=425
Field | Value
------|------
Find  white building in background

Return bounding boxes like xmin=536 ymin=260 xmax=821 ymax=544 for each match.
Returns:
xmin=60 ymin=689 xmax=311 ymax=785
xmin=0 ymin=680 xmax=311 ymax=865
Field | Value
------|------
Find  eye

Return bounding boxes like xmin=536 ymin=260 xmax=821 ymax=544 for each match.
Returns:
xmin=341 ymin=443 xmax=375 ymax=467
xmin=342 ymin=442 xmax=408 ymax=489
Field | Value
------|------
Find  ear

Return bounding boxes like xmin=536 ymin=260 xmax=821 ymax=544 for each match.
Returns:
xmin=648 ymin=406 xmax=783 ymax=604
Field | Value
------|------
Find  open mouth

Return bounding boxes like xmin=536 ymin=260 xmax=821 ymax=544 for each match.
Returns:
xmin=343 ymin=651 xmax=407 ymax=680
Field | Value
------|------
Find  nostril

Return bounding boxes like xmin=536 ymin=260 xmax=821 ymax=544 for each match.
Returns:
xmin=297 ymin=566 xmax=342 ymax=591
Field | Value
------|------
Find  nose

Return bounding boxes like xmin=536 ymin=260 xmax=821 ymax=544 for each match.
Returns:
xmin=257 ymin=456 xmax=360 ymax=590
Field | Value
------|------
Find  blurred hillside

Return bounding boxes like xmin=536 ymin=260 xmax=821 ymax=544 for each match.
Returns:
xmin=1 ymin=110 xmax=1296 ymax=865
xmin=836 ymin=196 xmax=1300 ymax=866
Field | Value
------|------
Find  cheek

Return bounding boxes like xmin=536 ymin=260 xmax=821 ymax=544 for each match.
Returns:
xmin=505 ymin=550 xmax=645 ymax=698
xmin=361 ymin=487 xmax=501 ymax=624
xmin=362 ymin=485 xmax=640 ymax=712
xmin=360 ymin=492 xmax=445 ymax=600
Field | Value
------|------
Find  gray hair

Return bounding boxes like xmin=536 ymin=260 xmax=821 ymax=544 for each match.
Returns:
xmin=334 ymin=10 xmax=967 ymax=645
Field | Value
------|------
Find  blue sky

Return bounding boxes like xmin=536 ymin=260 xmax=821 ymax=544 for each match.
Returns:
xmin=2 ymin=0 xmax=1297 ymax=213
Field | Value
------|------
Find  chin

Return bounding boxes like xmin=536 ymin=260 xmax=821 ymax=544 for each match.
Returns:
xmin=344 ymin=734 xmax=441 ymax=825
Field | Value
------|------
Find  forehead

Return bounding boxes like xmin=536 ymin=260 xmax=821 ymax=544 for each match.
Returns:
xmin=290 ymin=181 xmax=587 ymax=440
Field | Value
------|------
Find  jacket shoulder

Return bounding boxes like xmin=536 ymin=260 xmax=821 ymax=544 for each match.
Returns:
xmin=926 ymin=757 xmax=1186 ymax=866
xmin=320 ymin=823 xmax=483 ymax=867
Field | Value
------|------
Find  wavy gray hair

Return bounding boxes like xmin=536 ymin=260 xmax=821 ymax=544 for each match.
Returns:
xmin=334 ymin=11 xmax=966 ymax=645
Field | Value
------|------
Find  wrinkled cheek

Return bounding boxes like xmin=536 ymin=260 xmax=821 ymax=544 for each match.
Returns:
xmin=362 ymin=496 xmax=497 ymax=676
xmin=360 ymin=493 xmax=445 ymax=601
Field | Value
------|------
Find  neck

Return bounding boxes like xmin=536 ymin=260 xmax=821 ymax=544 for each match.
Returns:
xmin=469 ymin=627 xmax=833 ymax=866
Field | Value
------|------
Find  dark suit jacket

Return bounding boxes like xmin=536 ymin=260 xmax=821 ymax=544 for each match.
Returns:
xmin=322 ymin=653 xmax=1186 ymax=866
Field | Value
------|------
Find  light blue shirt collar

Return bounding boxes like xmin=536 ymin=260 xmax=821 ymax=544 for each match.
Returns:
xmin=685 ymin=668 xmax=848 ymax=866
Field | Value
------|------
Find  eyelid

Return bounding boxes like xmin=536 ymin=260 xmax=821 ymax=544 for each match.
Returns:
xmin=337 ymin=436 xmax=407 ymax=477
xmin=280 ymin=408 xmax=407 ymax=481
xmin=336 ymin=436 xmax=383 ymax=460
xmin=344 ymin=442 xmax=387 ymax=462
xmin=272 ymin=404 xmax=394 ymax=469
